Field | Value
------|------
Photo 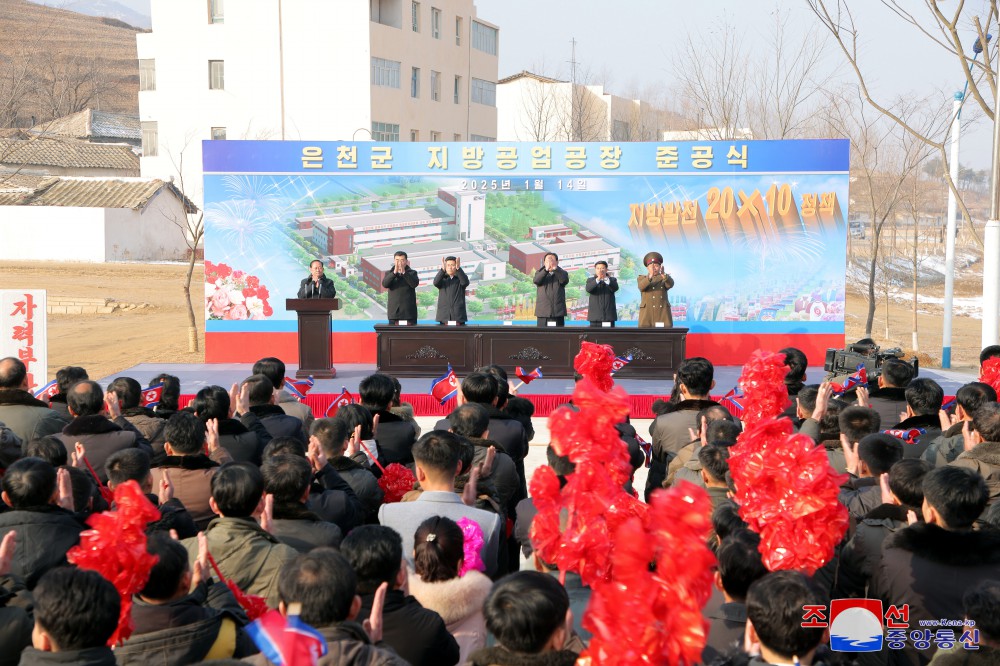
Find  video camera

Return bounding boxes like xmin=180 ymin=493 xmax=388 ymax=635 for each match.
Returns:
xmin=824 ymin=341 xmax=918 ymax=383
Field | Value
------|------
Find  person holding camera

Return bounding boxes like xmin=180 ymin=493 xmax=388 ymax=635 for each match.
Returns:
xmin=585 ymin=260 xmax=618 ymax=327
xmin=533 ymin=252 xmax=569 ymax=327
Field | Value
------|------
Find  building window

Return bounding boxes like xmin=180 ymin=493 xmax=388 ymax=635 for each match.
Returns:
xmin=138 ymin=59 xmax=156 ymax=91
xmin=141 ymin=121 xmax=158 ymax=156
xmin=371 ymin=57 xmax=401 ymax=88
xmin=430 ymin=131 xmax=440 ymax=141
xmin=455 ymin=16 xmax=462 ymax=45
xmin=372 ymin=121 xmax=399 ymax=141
xmin=431 ymin=7 xmax=441 ymax=38
xmin=453 ymin=75 xmax=461 ymax=104
xmin=410 ymin=129 xmax=419 ymax=141
xmin=471 ymin=78 xmax=496 ymax=106
xmin=211 ymin=127 xmax=226 ymax=140
xmin=209 ymin=60 xmax=225 ymax=90
xmin=411 ymin=1 xmax=419 ymax=31
xmin=470 ymin=134 xmax=496 ymax=142
xmin=411 ymin=67 xmax=420 ymax=98
xmin=431 ymin=70 xmax=440 ymax=101
xmin=209 ymin=0 xmax=224 ymax=23
xmin=471 ymin=21 xmax=497 ymax=55
xmin=453 ymin=133 xmax=461 ymax=141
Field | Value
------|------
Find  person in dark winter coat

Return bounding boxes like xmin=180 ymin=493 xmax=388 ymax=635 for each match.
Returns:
xmin=447 ymin=403 xmax=520 ymax=512
xmin=382 ymin=251 xmax=420 ymax=325
xmin=105 ymin=448 xmax=198 ymax=539
xmin=840 ymin=433 xmax=903 ymax=520
xmin=950 ymin=402 xmax=1000 ymax=508
xmin=585 ymin=260 xmax=618 ymax=327
xmin=115 ymin=532 xmax=255 ymax=665
xmin=867 ymin=358 xmax=916 ymax=431
xmin=193 ymin=385 xmax=271 ymax=465
xmin=46 ymin=366 xmax=88 ymax=420
xmin=245 ymin=548 xmax=408 ymax=666
xmin=928 ymin=580 xmax=1000 ymax=666
xmin=298 ymin=259 xmax=337 ymax=299
xmin=342 ymin=526 xmax=460 ymax=666
xmin=872 ymin=466 xmax=1000 ymax=666
xmin=702 ymin=530 xmax=768 ymax=664
xmin=19 ymin=567 xmax=119 ymax=666
xmin=647 ymin=357 xmax=718 ymax=500
xmin=923 ymin=382 xmax=996 ymax=466
xmin=0 ymin=357 xmax=69 ymax=444
xmin=263 ymin=454 xmax=343 ymax=552
xmin=533 ymin=252 xmax=569 ymax=326
xmin=885 ymin=377 xmax=945 ymax=459
xmin=743 ymin=571 xmax=828 ymax=666
xmin=107 ymin=376 xmax=167 ymax=447
xmin=253 ymin=357 xmax=316 ymax=433
xmin=55 ymin=380 xmax=152 ymax=482
xmin=311 ymin=416 xmax=383 ymax=521
xmin=360 ymin=373 xmax=419 ymax=467
xmin=434 ymin=255 xmax=470 ymax=324
xmin=835 ymin=458 xmax=931 ymax=598
xmin=242 ymin=374 xmax=307 ymax=444
xmin=0 ymin=533 xmax=32 ymax=666
xmin=469 ymin=571 xmax=578 ymax=666
xmin=0 ymin=458 xmax=84 ymax=589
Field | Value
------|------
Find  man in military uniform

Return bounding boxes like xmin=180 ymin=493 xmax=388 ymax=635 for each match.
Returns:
xmin=637 ymin=251 xmax=674 ymax=328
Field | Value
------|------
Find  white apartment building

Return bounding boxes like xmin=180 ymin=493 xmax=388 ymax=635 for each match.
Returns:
xmin=137 ymin=0 xmax=499 ymax=206
xmin=496 ymin=70 xmax=668 ymax=143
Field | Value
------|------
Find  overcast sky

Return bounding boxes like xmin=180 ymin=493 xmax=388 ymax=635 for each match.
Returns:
xmin=477 ymin=0 xmax=997 ymax=169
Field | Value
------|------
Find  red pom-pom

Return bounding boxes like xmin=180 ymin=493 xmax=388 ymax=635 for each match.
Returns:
xmin=738 ymin=350 xmax=792 ymax=427
xmin=225 ymin=579 xmax=269 ymax=621
xmin=67 ymin=481 xmax=161 ymax=645
xmin=574 ymin=341 xmax=617 ymax=393
xmin=729 ymin=417 xmax=848 ymax=574
xmin=378 ymin=463 xmax=416 ymax=504
xmin=980 ymin=357 xmax=1000 ymax=395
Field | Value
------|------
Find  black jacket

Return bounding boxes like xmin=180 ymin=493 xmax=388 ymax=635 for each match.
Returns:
xmin=357 ymin=588 xmax=460 ymax=666
xmin=585 ymin=276 xmax=618 ymax=322
xmin=145 ymin=495 xmax=199 ymax=540
xmin=382 ymin=268 xmax=419 ymax=320
xmin=532 ymin=267 xmax=569 ymax=318
xmin=298 ymin=274 xmax=337 ymax=299
xmin=309 ymin=463 xmax=364 ymax=533
xmin=17 ymin=647 xmax=116 ymax=665
xmin=0 ymin=574 xmax=31 ymax=666
xmin=57 ymin=414 xmax=152 ymax=482
xmin=248 ymin=404 xmax=306 ymax=444
xmin=370 ymin=409 xmax=419 ymax=467
xmin=885 ymin=413 xmax=943 ymax=459
xmin=867 ymin=385 xmax=909 ymax=431
xmin=270 ymin=502 xmax=343 ymax=552
xmin=331 ymin=455 xmax=384 ymax=521
xmin=0 ymin=505 xmax=85 ymax=588
xmin=835 ymin=503 xmax=909 ymax=598
xmin=217 ymin=413 xmax=271 ymax=465
xmin=469 ymin=647 xmax=579 ymax=666
xmin=838 ymin=475 xmax=882 ymax=520
xmin=873 ymin=524 xmax=1000 ymax=666
xmin=433 ymin=269 xmax=470 ymax=322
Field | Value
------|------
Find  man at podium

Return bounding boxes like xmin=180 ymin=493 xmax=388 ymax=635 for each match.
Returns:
xmin=298 ymin=260 xmax=337 ymax=299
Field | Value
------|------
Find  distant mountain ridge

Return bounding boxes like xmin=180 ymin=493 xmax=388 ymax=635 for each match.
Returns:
xmin=28 ymin=0 xmax=151 ymax=29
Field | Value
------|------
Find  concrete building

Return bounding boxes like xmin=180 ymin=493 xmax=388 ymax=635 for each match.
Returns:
xmin=496 ymin=70 xmax=669 ymax=142
xmin=359 ymin=241 xmax=506 ymax=291
xmin=508 ymin=236 xmax=621 ymax=275
xmin=0 ymin=176 xmax=197 ymax=262
xmin=138 ymin=0 xmax=499 ymax=207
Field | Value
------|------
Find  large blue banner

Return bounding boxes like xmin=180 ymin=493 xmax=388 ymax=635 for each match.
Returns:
xmin=203 ymin=139 xmax=849 ymax=338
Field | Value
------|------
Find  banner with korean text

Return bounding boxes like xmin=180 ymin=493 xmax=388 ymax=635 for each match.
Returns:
xmin=202 ymin=140 xmax=849 ymax=364
xmin=1 ymin=290 xmax=47 ymax=390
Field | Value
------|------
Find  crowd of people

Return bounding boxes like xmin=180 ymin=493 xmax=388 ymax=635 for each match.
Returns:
xmin=0 ymin=343 xmax=998 ymax=666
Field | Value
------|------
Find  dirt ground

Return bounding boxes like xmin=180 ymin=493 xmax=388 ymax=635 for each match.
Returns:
xmin=0 ymin=260 xmax=987 ymax=380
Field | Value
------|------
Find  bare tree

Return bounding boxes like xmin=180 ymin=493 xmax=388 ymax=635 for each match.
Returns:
xmin=672 ymin=7 xmax=833 ymax=139
xmin=806 ymin=0 xmax=993 ymax=246
xmin=513 ymin=73 xmax=564 ymax=141
xmin=0 ymin=49 xmax=36 ymax=128
xmin=164 ymin=134 xmax=204 ymax=353
xmin=34 ymin=52 xmax=121 ymax=120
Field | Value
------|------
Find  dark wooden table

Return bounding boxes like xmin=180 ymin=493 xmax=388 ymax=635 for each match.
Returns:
xmin=374 ymin=325 xmax=687 ymax=379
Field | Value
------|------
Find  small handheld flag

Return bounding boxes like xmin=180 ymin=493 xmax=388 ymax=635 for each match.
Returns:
xmin=636 ymin=433 xmax=652 ymax=468
xmin=284 ymin=376 xmax=315 ymax=401
xmin=246 ymin=606 xmax=327 ymax=666
xmin=883 ymin=427 xmax=927 ymax=445
xmin=431 ymin=364 xmax=459 ymax=405
xmin=830 ymin=364 xmax=868 ymax=396
xmin=718 ymin=387 xmax=745 ymax=419
xmin=325 ymin=387 xmax=354 ymax=417
xmin=941 ymin=395 xmax=957 ymax=412
xmin=610 ymin=354 xmax=633 ymax=375
xmin=140 ymin=383 xmax=165 ymax=408
xmin=33 ymin=379 xmax=59 ymax=401
xmin=515 ymin=366 xmax=543 ymax=384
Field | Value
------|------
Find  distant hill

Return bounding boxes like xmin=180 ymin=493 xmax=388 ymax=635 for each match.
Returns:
xmin=28 ymin=0 xmax=151 ymax=29
xmin=0 ymin=0 xmax=140 ymax=128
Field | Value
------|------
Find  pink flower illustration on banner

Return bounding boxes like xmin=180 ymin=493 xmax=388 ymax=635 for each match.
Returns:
xmin=205 ymin=261 xmax=273 ymax=321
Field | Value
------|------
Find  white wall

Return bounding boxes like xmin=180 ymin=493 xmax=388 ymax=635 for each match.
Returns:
xmin=104 ymin=191 xmax=189 ymax=261
xmin=0 ymin=207 xmax=107 ymax=261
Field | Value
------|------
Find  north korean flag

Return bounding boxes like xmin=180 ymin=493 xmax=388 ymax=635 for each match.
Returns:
xmin=284 ymin=376 xmax=315 ymax=401
xmin=140 ymin=383 xmax=165 ymax=408
xmin=431 ymin=364 xmax=459 ymax=405
xmin=325 ymin=387 xmax=354 ymax=417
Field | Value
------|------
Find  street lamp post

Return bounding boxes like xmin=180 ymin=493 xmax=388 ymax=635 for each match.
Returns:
xmin=942 ymin=90 xmax=963 ymax=368
xmin=986 ymin=33 xmax=1000 ymax=350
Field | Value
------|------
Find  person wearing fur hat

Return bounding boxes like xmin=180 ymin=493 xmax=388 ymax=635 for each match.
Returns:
xmin=637 ymin=251 xmax=674 ymax=328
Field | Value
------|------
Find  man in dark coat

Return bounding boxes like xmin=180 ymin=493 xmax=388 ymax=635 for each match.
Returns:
xmin=342 ymin=526 xmax=460 ymax=666
xmin=872 ymin=466 xmax=1000 ymax=666
xmin=56 ymin=380 xmax=152 ymax=483
xmin=243 ymin=375 xmax=307 ymax=444
xmin=0 ymin=458 xmax=84 ymax=589
xmin=192 ymin=385 xmax=271 ymax=464
xmin=382 ymin=251 xmax=419 ymax=325
xmin=950 ymin=402 xmax=1000 ymax=508
xmin=585 ymin=260 xmax=618 ymax=327
xmin=839 ymin=433 xmax=904 ymax=520
xmin=433 ymin=255 xmax=470 ymax=324
xmin=107 ymin=376 xmax=166 ymax=448
xmin=310 ymin=417 xmax=383 ymax=521
xmin=0 ymin=357 xmax=69 ymax=443
xmin=360 ymin=373 xmax=418 ymax=467
xmin=702 ymin=530 xmax=767 ymax=663
xmin=885 ymin=377 xmax=945 ymax=459
xmin=263 ymin=455 xmax=343 ymax=552
xmin=922 ymin=381 xmax=996 ymax=467
xmin=867 ymin=357 xmax=916 ymax=429
xmin=533 ymin=252 xmax=569 ymax=326
xmin=47 ymin=366 xmax=88 ymax=420
xmin=298 ymin=259 xmax=337 ymax=299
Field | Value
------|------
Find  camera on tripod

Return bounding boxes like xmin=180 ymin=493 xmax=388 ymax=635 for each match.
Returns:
xmin=824 ymin=340 xmax=918 ymax=383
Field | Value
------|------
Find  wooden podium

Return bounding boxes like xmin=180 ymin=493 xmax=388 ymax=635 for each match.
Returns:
xmin=286 ymin=298 xmax=340 ymax=378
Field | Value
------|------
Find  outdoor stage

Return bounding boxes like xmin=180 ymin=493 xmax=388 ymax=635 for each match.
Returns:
xmin=101 ymin=363 xmax=977 ymax=420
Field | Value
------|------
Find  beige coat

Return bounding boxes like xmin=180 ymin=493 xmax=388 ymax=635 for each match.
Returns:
xmin=637 ymin=273 xmax=674 ymax=327
xmin=408 ymin=570 xmax=492 ymax=665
